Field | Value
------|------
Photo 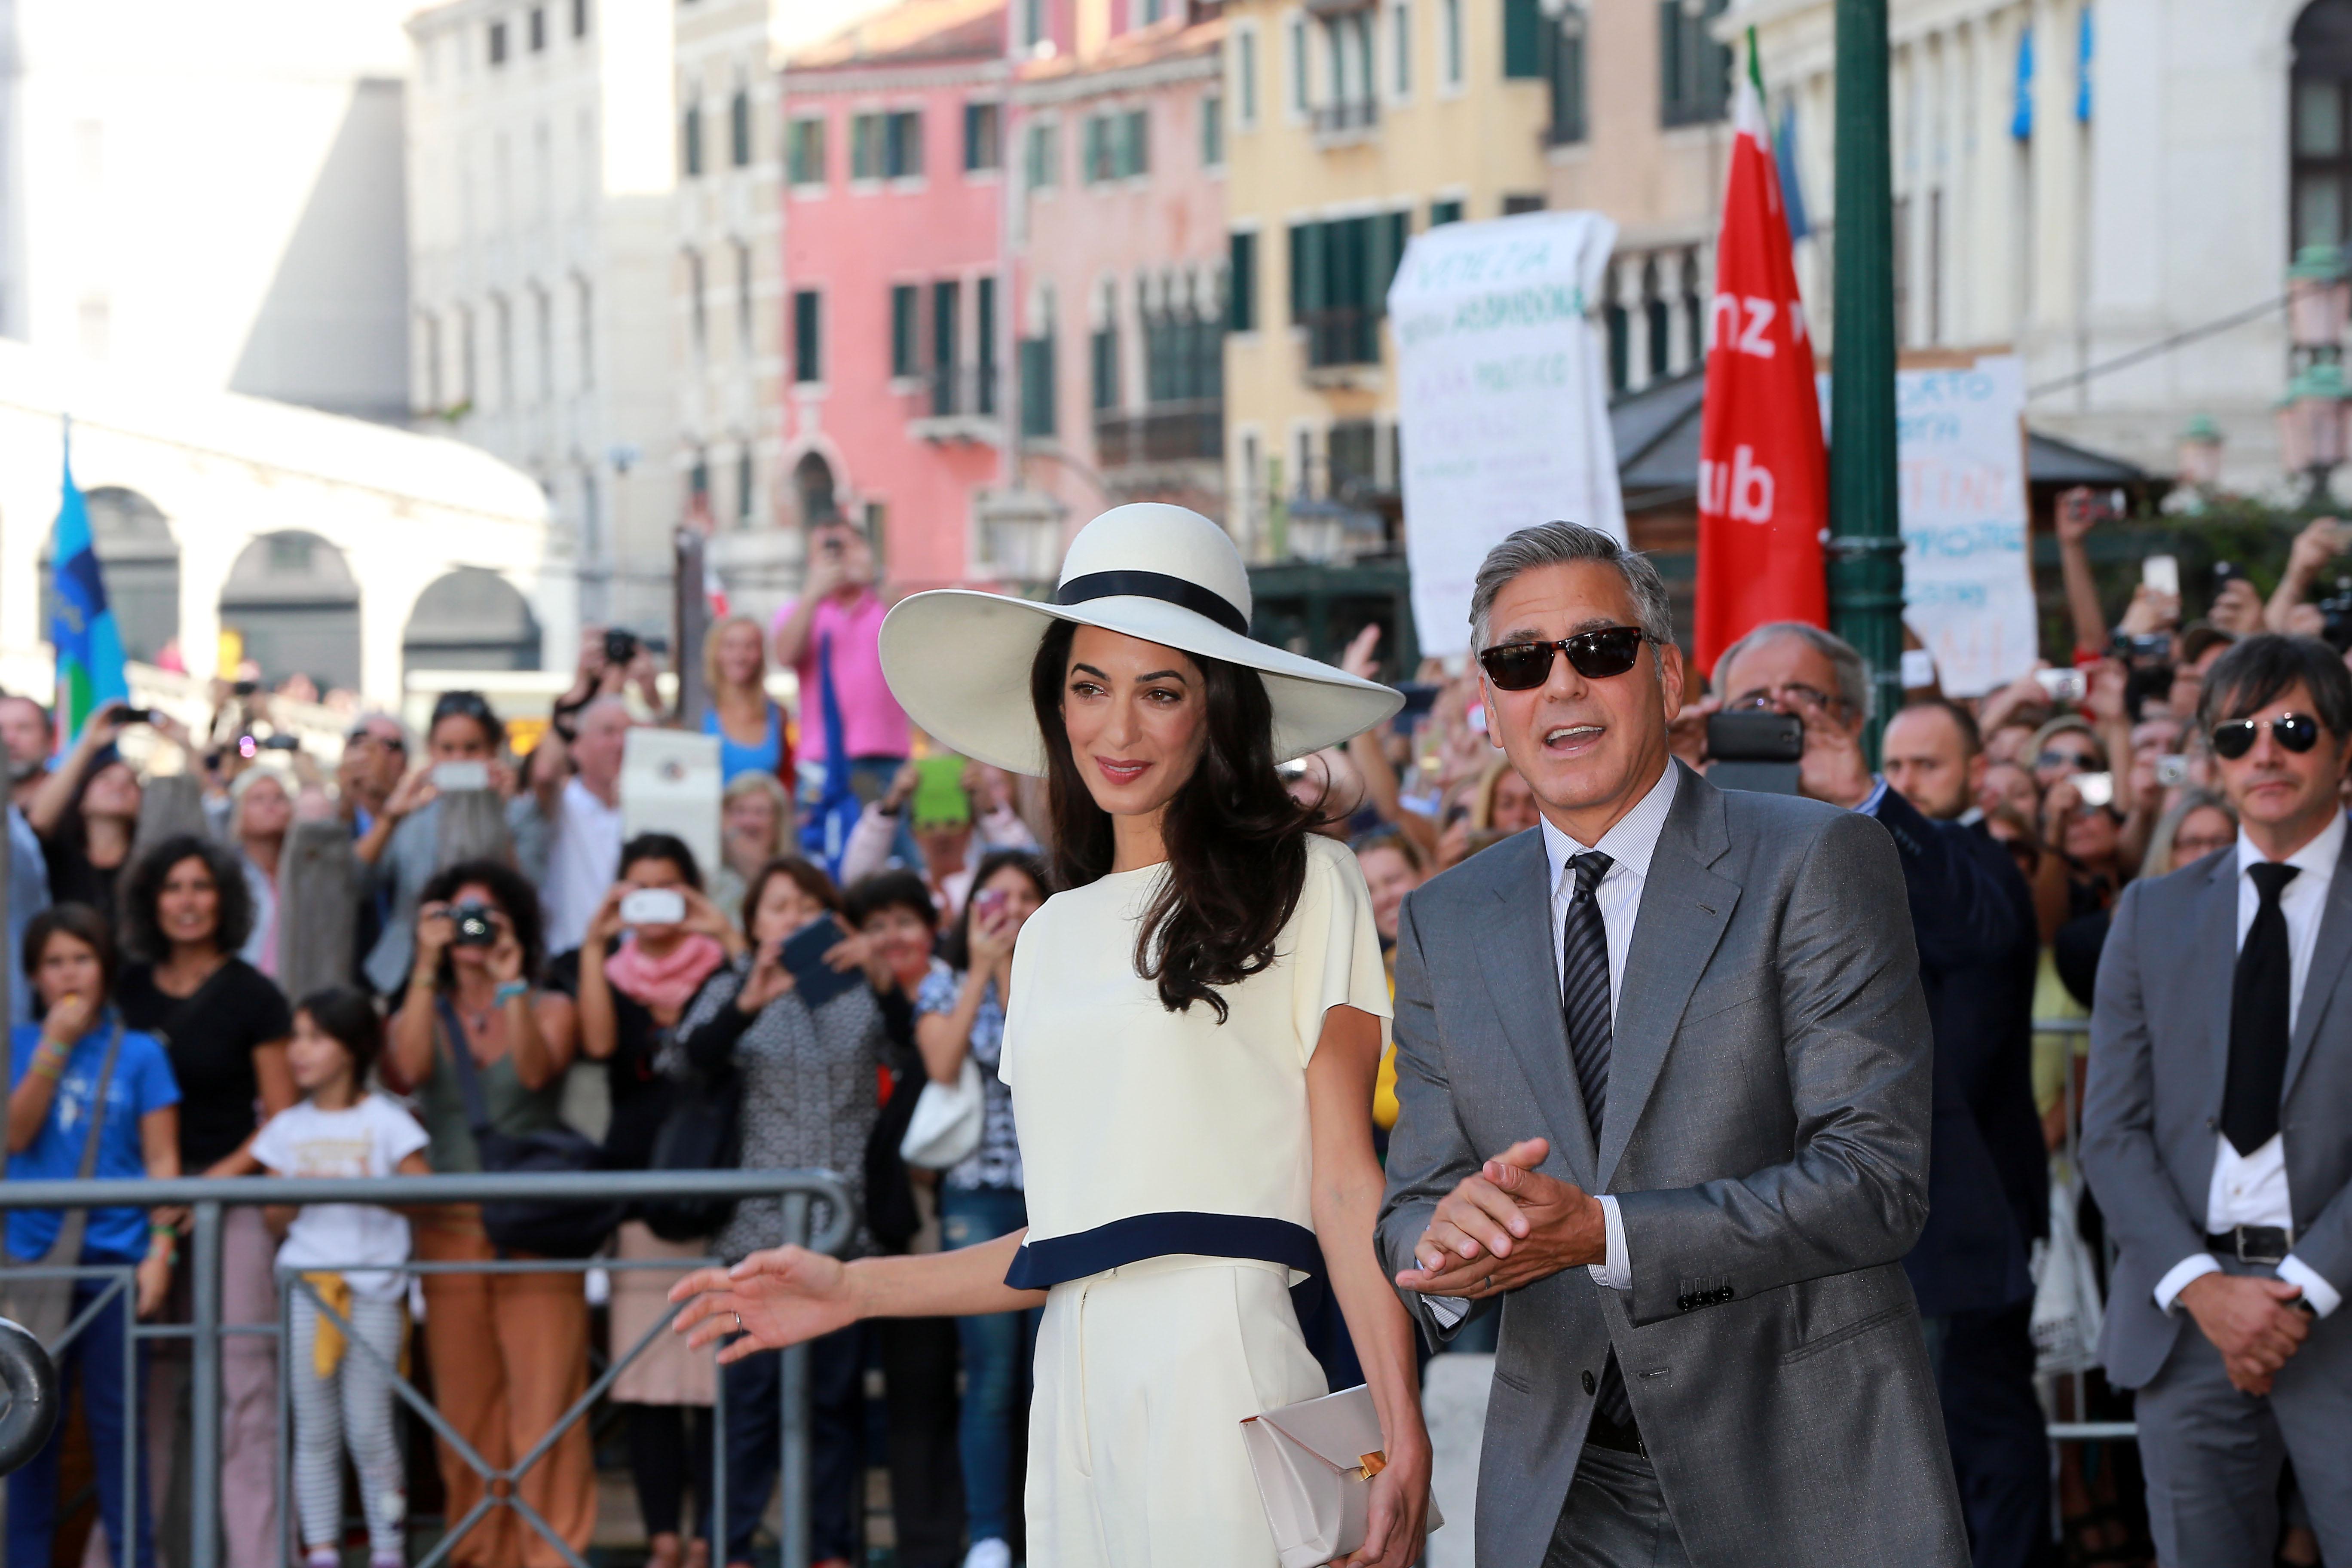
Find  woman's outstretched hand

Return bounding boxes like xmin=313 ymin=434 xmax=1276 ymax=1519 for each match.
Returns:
xmin=668 ymin=1245 xmax=860 ymax=1362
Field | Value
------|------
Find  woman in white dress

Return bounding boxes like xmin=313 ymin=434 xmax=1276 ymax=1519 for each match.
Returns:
xmin=671 ymin=504 xmax=1432 ymax=1568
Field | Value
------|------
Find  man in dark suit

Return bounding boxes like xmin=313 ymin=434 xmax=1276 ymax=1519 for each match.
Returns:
xmin=1880 ymin=697 xmax=2053 ymax=1568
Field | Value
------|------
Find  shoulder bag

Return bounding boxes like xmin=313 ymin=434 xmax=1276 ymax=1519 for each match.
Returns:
xmin=1241 ymin=1382 xmax=1445 ymax=1568
xmin=0 ymin=1022 xmax=128 ymax=1348
xmin=898 ymin=1057 xmax=984 ymax=1172
xmin=638 ymin=1044 xmax=742 ymax=1244
xmin=438 ymin=997 xmax=622 ymax=1258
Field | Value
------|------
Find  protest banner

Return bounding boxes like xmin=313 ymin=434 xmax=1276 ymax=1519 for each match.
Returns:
xmin=1894 ymin=352 xmax=2037 ymax=697
xmin=1387 ymin=210 xmax=1623 ymax=659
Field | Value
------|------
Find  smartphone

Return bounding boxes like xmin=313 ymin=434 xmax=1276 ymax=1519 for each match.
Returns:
xmin=2155 ymin=754 xmax=2190 ymax=788
xmin=2034 ymin=668 xmax=2088 ymax=704
xmin=2074 ymin=772 xmax=2116 ymax=811
xmin=972 ymin=887 xmax=1009 ymax=925
xmin=779 ymin=915 xmax=860 ymax=1010
xmin=433 ymin=760 xmax=492 ymax=792
xmin=619 ymin=888 xmax=686 ymax=927
xmin=2142 ymin=554 xmax=2180 ymax=599
xmin=1705 ymin=711 xmax=1804 ymax=796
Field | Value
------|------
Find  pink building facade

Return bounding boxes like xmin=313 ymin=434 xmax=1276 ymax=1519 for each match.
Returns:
xmin=778 ymin=0 xmax=1010 ymax=595
xmin=1013 ymin=4 xmax=1228 ymax=537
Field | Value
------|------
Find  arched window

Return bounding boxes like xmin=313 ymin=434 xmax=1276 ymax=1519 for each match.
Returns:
xmin=2294 ymin=0 xmax=2352 ymax=249
xmin=404 ymin=568 xmax=543 ymax=674
xmin=218 ymin=531 xmax=361 ymax=692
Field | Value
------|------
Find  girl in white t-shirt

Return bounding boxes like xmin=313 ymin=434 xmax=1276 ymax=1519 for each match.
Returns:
xmin=252 ymin=988 xmax=431 ymax=1568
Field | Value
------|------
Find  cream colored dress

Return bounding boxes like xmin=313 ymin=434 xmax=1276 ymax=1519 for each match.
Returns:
xmin=998 ymin=833 xmax=1393 ymax=1567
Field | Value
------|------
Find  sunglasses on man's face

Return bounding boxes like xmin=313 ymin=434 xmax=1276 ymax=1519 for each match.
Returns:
xmin=2035 ymin=748 xmax=2099 ymax=774
xmin=2209 ymin=713 xmax=2322 ymax=760
xmin=1477 ymin=626 xmax=1653 ymax=692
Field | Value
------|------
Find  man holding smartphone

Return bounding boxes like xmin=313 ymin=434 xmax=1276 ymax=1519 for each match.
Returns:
xmin=771 ymin=522 xmax=910 ymax=819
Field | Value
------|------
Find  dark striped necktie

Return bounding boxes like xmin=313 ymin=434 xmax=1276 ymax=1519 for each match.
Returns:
xmin=1560 ymin=849 xmax=1633 ymax=1430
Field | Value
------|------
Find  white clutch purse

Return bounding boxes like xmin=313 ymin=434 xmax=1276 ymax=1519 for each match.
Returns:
xmin=1240 ymin=1383 xmax=1443 ymax=1568
xmin=898 ymin=1057 xmax=985 ymax=1170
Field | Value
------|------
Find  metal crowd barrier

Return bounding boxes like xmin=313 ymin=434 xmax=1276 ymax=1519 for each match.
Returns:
xmin=2033 ymin=1015 xmax=2136 ymax=1445
xmin=0 ymin=1168 xmax=851 ymax=1568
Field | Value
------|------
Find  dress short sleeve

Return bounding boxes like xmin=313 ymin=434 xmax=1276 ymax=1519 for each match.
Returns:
xmin=1290 ymin=838 xmax=1395 ymax=1066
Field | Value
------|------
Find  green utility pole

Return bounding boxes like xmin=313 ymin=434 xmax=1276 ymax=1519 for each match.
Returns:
xmin=1826 ymin=0 xmax=1904 ymax=758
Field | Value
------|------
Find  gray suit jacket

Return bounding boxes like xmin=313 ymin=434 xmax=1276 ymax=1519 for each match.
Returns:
xmin=2082 ymin=836 xmax=2352 ymax=1389
xmin=1378 ymin=765 xmax=1966 ymax=1568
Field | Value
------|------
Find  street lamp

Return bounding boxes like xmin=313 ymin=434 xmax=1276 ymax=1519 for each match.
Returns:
xmin=2282 ymin=244 xmax=2351 ymax=506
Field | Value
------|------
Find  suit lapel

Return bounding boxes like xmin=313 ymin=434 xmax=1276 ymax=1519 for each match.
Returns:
xmin=1598 ymin=766 xmax=1740 ymax=1191
xmin=2285 ymin=827 xmax=2352 ymax=1099
xmin=2195 ymin=853 xmax=2238 ymax=1118
xmin=1469 ymin=829 xmax=1599 ymax=1187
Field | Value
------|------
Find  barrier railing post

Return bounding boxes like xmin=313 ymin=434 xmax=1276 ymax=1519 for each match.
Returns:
xmin=190 ymin=1198 xmax=224 ymax=1568
xmin=779 ymin=1192 xmax=811 ymax=1568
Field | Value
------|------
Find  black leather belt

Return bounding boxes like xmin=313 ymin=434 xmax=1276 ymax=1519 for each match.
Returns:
xmin=2206 ymin=1226 xmax=2292 ymax=1265
xmin=1583 ymin=1406 xmax=1647 ymax=1458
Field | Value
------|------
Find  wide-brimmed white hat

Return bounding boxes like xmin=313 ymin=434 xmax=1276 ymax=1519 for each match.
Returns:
xmin=879 ymin=503 xmax=1403 ymax=777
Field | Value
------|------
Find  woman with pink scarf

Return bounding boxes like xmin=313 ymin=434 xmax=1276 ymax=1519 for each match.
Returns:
xmin=563 ymin=833 xmax=741 ymax=1568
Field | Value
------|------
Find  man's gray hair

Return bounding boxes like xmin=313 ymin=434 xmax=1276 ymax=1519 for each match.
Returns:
xmin=1712 ymin=621 xmax=1872 ymax=720
xmin=1468 ymin=522 xmax=1675 ymax=652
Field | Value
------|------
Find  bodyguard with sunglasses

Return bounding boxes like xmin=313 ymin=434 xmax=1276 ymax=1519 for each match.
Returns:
xmin=2083 ymin=633 xmax=2352 ymax=1567
xmin=1379 ymin=523 xmax=1964 ymax=1567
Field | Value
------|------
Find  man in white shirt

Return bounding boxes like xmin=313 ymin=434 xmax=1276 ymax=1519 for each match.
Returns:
xmin=530 ymin=696 xmax=631 ymax=956
xmin=2085 ymin=633 xmax=2352 ymax=1568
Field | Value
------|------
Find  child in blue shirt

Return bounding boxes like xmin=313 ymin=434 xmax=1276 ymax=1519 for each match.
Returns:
xmin=6 ymin=903 xmax=180 ymax=1568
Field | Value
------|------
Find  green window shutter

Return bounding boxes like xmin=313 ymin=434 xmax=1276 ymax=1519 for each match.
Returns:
xmin=1503 ymin=0 xmax=1543 ymax=79
xmin=1020 ymin=337 xmax=1057 ymax=436
xmin=793 ymin=291 xmax=821 ymax=383
xmin=891 ymin=285 xmax=919 ymax=377
xmin=1229 ymin=232 xmax=1257 ymax=333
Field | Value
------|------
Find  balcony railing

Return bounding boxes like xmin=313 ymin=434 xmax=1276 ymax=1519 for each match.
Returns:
xmin=1302 ymin=307 xmax=1380 ymax=369
xmin=904 ymin=364 xmax=1000 ymax=421
xmin=1094 ymin=400 xmax=1224 ymax=469
xmin=1311 ymin=99 xmax=1379 ymax=138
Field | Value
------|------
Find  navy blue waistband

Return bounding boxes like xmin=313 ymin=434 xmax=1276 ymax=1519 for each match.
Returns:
xmin=1004 ymin=1212 xmax=1322 ymax=1291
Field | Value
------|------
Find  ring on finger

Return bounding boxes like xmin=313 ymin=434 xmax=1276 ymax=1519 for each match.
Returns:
xmin=733 ymin=1311 xmax=744 ymax=1335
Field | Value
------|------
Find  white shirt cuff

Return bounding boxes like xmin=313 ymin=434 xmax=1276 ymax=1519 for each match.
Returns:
xmin=2153 ymin=1253 xmax=2222 ymax=1313
xmin=1584 ymin=1194 xmax=1629 ymax=1291
xmin=2278 ymin=1255 xmax=2344 ymax=1318
xmin=1427 ymin=1295 xmax=1470 ymax=1328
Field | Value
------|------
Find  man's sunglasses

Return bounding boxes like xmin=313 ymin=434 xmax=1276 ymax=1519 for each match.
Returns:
xmin=1477 ymin=627 xmax=1654 ymax=691
xmin=2210 ymin=713 xmax=2322 ymax=760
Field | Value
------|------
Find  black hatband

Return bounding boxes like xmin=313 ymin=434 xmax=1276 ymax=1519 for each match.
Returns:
xmin=1056 ymin=570 xmax=1248 ymax=637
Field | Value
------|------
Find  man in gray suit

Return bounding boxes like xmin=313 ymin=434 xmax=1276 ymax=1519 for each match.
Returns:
xmin=1378 ymin=522 xmax=1966 ymax=1567
xmin=2083 ymin=632 xmax=2352 ymax=1567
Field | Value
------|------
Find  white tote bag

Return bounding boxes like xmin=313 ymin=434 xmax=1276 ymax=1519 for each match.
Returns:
xmin=899 ymin=1057 xmax=985 ymax=1171
xmin=1241 ymin=1383 xmax=1444 ymax=1568
xmin=2030 ymin=1177 xmax=2106 ymax=1375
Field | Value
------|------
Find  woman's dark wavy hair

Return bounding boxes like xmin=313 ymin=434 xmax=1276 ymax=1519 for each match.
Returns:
xmin=1029 ymin=619 xmax=1313 ymax=1021
xmin=297 ymin=985 xmax=387 ymax=1086
xmin=418 ymin=858 xmax=545 ymax=986
xmin=119 ymin=834 xmax=255 ymax=964
xmin=940 ymin=849 xmax=1049 ymax=972
xmin=619 ymin=831 xmax=704 ymax=890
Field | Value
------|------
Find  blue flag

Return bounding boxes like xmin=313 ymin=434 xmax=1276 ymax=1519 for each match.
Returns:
xmin=1775 ymin=100 xmax=1810 ymax=243
xmin=49 ymin=417 xmax=129 ymax=748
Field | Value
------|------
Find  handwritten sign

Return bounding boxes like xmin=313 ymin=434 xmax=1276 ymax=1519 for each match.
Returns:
xmin=1387 ymin=211 xmax=1626 ymax=658
xmin=1895 ymin=354 xmax=2036 ymax=697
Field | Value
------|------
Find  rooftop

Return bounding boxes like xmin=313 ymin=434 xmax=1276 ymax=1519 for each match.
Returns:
xmin=786 ymin=0 xmax=1007 ymax=71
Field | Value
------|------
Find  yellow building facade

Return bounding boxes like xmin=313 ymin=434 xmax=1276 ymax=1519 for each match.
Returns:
xmin=1219 ymin=0 xmax=1553 ymax=560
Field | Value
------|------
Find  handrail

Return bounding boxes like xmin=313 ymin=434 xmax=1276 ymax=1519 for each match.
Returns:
xmin=0 ymin=1168 xmax=853 ymax=1254
xmin=0 ymin=1317 xmax=58 ymax=1477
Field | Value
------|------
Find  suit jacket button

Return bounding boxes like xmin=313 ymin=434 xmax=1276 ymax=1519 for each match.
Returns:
xmin=1582 ymin=1370 xmax=1596 ymax=1394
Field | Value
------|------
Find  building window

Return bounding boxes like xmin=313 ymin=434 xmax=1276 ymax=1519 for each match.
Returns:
xmin=1091 ymin=314 xmax=1121 ymax=412
xmin=1082 ymin=109 xmax=1149 ymax=181
xmin=787 ymin=117 xmax=827 ymax=185
xmin=1020 ymin=332 xmax=1057 ymax=436
xmin=1228 ymin=231 xmax=1258 ymax=331
xmin=891 ymin=284 xmax=920 ymax=378
xmin=1202 ymin=94 xmax=1224 ymax=166
xmin=734 ymin=239 xmax=753 ymax=357
xmin=1605 ymin=298 xmax=1627 ymax=391
xmin=1140 ymin=0 xmax=1166 ymax=21
xmin=1392 ymin=1 xmax=1412 ymax=96
xmin=1144 ymin=289 xmax=1223 ymax=405
xmin=932 ymin=280 xmax=961 ymax=412
xmin=1430 ymin=197 xmax=1464 ymax=225
xmin=574 ymin=275 xmax=594 ymax=390
xmin=530 ymin=6 xmax=546 ymax=49
xmin=1442 ymin=0 xmax=1462 ymax=86
xmin=731 ymin=89 xmax=751 ymax=166
xmin=1238 ymin=28 xmax=1260 ymax=126
xmin=853 ymin=113 xmax=881 ymax=179
xmin=793 ymin=289 xmax=823 ymax=383
xmin=1503 ymin=193 xmax=1545 ymax=214
xmin=683 ymin=101 xmax=703 ymax=177
xmin=977 ymin=276 xmax=998 ymax=415
xmin=1503 ymin=0 xmax=1544 ymax=78
xmin=887 ymin=110 xmax=923 ymax=177
xmin=1290 ymin=15 xmax=1311 ymax=113
xmin=1320 ymin=12 xmax=1376 ymax=131
xmin=1287 ymin=212 xmax=1408 ymax=367
xmin=1659 ymin=0 xmax=1730 ymax=126
xmin=1021 ymin=0 xmax=1047 ymax=49
xmin=489 ymin=19 xmax=508 ymax=64
xmin=737 ymin=452 xmax=755 ymax=521
xmin=1548 ymin=4 xmax=1587 ymax=144
xmin=1642 ymin=259 xmax=1668 ymax=379
xmin=965 ymin=102 xmax=1003 ymax=171
xmin=573 ymin=0 xmax=588 ymax=37
xmin=2294 ymin=1 xmax=2352 ymax=250
xmin=1025 ymin=120 xmax=1059 ymax=188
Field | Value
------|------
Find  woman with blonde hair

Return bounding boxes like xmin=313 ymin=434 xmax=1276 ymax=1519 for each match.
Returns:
xmin=710 ymin=770 xmax=793 ymax=925
xmin=702 ymin=613 xmax=794 ymax=786
xmin=2139 ymin=788 xmax=2238 ymax=880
